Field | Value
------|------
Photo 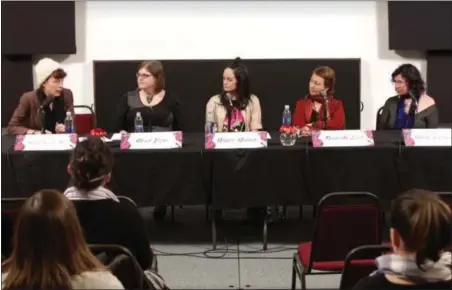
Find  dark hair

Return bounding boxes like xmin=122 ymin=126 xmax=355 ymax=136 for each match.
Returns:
xmin=138 ymin=60 xmax=165 ymax=93
xmin=389 ymin=189 xmax=452 ymax=269
xmin=2 ymin=189 xmax=105 ymax=290
xmin=391 ymin=64 xmax=426 ymax=98
xmin=69 ymin=136 xmax=114 ymax=191
xmin=220 ymin=57 xmax=251 ymax=109
xmin=312 ymin=66 xmax=336 ymax=95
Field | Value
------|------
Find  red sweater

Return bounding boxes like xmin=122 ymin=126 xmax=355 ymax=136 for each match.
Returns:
xmin=293 ymin=98 xmax=346 ymax=130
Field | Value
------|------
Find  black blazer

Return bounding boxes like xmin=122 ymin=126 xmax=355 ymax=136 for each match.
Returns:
xmin=378 ymin=96 xmax=439 ymax=130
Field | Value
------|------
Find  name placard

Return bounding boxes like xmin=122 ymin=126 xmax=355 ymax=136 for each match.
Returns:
xmin=205 ymin=132 xmax=268 ymax=149
xmin=312 ymin=130 xmax=375 ymax=147
xmin=403 ymin=129 xmax=451 ymax=147
xmin=120 ymin=131 xmax=183 ymax=150
xmin=14 ymin=134 xmax=78 ymax=151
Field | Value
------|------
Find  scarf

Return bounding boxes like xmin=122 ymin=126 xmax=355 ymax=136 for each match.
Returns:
xmin=372 ymin=252 xmax=452 ymax=284
xmin=223 ymin=100 xmax=245 ymax=132
xmin=305 ymin=94 xmax=333 ymax=124
xmin=63 ymin=186 xmax=119 ymax=202
xmin=394 ymin=95 xmax=416 ymax=129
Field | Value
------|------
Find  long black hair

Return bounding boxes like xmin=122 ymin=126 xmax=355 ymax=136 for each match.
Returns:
xmin=391 ymin=64 xmax=426 ymax=100
xmin=220 ymin=57 xmax=251 ymax=109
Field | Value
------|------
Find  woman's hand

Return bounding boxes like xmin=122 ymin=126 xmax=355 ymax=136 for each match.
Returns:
xmin=55 ymin=123 xmax=66 ymax=133
xmin=301 ymin=124 xmax=312 ymax=136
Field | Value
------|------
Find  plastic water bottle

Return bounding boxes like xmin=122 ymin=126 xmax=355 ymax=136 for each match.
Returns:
xmin=64 ymin=111 xmax=73 ymax=133
xmin=282 ymin=105 xmax=291 ymax=125
xmin=205 ymin=112 xmax=216 ymax=133
xmin=280 ymin=105 xmax=296 ymax=146
xmin=134 ymin=112 xmax=144 ymax=133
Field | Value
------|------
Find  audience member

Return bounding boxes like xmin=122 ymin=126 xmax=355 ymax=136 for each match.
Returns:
xmin=1 ymin=189 xmax=123 ymax=289
xmin=64 ymin=136 xmax=157 ymax=272
xmin=354 ymin=189 xmax=452 ymax=289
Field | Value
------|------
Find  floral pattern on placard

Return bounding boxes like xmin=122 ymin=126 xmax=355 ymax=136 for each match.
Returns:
xmin=364 ymin=130 xmax=375 ymax=145
xmin=70 ymin=134 xmax=78 ymax=144
xmin=402 ymin=129 xmax=415 ymax=146
xmin=120 ymin=134 xmax=131 ymax=150
xmin=205 ymin=133 xmax=216 ymax=149
xmin=14 ymin=135 xmax=25 ymax=151
xmin=259 ymin=131 xmax=268 ymax=142
xmin=311 ymin=131 xmax=324 ymax=147
xmin=174 ymin=131 xmax=183 ymax=143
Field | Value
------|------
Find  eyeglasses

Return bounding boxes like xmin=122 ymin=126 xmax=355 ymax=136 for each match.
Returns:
xmin=136 ymin=73 xmax=151 ymax=79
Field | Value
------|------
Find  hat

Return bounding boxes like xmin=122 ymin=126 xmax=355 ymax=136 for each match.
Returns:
xmin=35 ymin=58 xmax=63 ymax=88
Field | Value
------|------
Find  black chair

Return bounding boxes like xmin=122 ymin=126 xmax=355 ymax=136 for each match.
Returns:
xmin=375 ymin=106 xmax=384 ymax=130
xmin=339 ymin=244 xmax=392 ymax=290
xmin=1 ymin=198 xmax=28 ymax=257
xmin=291 ymin=192 xmax=383 ymax=290
xmin=89 ymin=244 xmax=150 ymax=290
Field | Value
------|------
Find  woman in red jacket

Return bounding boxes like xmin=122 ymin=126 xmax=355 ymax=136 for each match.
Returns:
xmin=293 ymin=66 xmax=345 ymax=136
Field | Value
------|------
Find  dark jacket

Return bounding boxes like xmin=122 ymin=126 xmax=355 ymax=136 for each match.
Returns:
xmin=378 ymin=95 xmax=439 ymax=130
xmin=7 ymin=88 xmax=75 ymax=135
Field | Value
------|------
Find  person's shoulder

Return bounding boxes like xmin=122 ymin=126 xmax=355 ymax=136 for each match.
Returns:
xmin=207 ymin=94 xmax=221 ymax=104
xmin=20 ymin=90 xmax=37 ymax=100
xmin=385 ymin=95 xmax=399 ymax=104
xmin=420 ymin=93 xmax=436 ymax=106
xmin=71 ymin=270 xmax=124 ymax=289
xmin=250 ymin=94 xmax=260 ymax=102
xmin=353 ymin=273 xmax=390 ymax=290
xmin=330 ymin=97 xmax=344 ymax=106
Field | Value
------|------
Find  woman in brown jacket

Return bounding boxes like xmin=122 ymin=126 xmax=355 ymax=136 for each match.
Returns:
xmin=7 ymin=58 xmax=75 ymax=135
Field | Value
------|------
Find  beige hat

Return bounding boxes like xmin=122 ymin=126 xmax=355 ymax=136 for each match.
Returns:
xmin=35 ymin=58 xmax=63 ymax=88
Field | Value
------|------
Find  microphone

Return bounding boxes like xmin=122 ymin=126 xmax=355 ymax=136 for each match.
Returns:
xmin=408 ymin=91 xmax=419 ymax=113
xmin=146 ymin=95 xmax=153 ymax=105
xmin=320 ymin=91 xmax=328 ymax=129
xmin=39 ymin=96 xmax=55 ymax=111
xmin=225 ymin=92 xmax=233 ymax=107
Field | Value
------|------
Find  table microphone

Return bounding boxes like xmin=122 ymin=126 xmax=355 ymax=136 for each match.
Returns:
xmin=320 ymin=90 xmax=328 ymax=129
xmin=225 ymin=92 xmax=233 ymax=131
xmin=408 ymin=91 xmax=419 ymax=114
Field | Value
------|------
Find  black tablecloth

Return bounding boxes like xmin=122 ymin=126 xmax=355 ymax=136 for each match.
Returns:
xmin=1 ymin=131 xmax=451 ymax=208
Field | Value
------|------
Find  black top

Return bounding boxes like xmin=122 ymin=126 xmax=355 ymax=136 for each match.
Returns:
xmin=37 ymin=89 xmax=66 ymax=133
xmin=353 ymin=273 xmax=452 ymax=290
xmin=378 ymin=96 xmax=439 ymax=130
xmin=115 ymin=90 xmax=182 ymax=132
xmin=310 ymin=109 xmax=319 ymax=124
xmin=72 ymin=199 xmax=153 ymax=270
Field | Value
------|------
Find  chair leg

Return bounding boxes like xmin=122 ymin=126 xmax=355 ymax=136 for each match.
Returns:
xmin=262 ymin=219 xmax=268 ymax=251
xmin=291 ymin=257 xmax=297 ymax=290
xmin=170 ymin=206 xmax=175 ymax=223
xmin=301 ymin=271 xmax=307 ymax=290
xmin=212 ymin=215 xmax=217 ymax=250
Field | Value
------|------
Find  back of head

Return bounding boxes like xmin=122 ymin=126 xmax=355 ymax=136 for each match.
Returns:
xmin=389 ymin=189 xmax=452 ymax=268
xmin=69 ymin=136 xmax=114 ymax=191
xmin=2 ymin=189 xmax=104 ymax=290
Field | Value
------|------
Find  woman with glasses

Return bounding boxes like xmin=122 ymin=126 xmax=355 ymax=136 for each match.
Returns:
xmin=115 ymin=60 xmax=183 ymax=134
xmin=378 ymin=64 xmax=438 ymax=129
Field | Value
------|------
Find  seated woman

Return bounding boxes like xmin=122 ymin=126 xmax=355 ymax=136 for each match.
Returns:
xmin=7 ymin=57 xmax=75 ymax=135
xmin=354 ymin=189 xmax=451 ymax=289
xmin=378 ymin=64 xmax=439 ymax=129
xmin=64 ymin=136 xmax=157 ymax=273
xmin=293 ymin=66 xmax=345 ymax=136
xmin=115 ymin=60 xmax=182 ymax=133
xmin=205 ymin=57 xmax=262 ymax=132
xmin=1 ymin=189 xmax=123 ymax=289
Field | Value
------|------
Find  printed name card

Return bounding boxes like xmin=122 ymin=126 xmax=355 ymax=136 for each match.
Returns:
xmin=312 ymin=130 xmax=375 ymax=147
xmin=120 ymin=131 xmax=183 ymax=150
xmin=403 ymin=129 xmax=451 ymax=147
xmin=205 ymin=132 xmax=268 ymax=149
xmin=14 ymin=134 xmax=78 ymax=151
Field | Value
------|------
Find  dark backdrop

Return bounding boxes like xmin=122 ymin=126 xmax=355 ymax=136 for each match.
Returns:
xmin=1 ymin=1 xmax=76 ymax=55
xmin=388 ymin=1 xmax=452 ymax=50
xmin=93 ymin=59 xmax=361 ymax=133
xmin=1 ymin=56 xmax=34 ymax=126
xmin=427 ymin=51 xmax=452 ymax=125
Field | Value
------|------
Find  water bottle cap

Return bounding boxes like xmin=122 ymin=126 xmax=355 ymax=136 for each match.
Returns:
xmin=284 ymin=105 xmax=290 ymax=109
xmin=66 ymin=111 xmax=71 ymax=116
xmin=136 ymin=112 xmax=141 ymax=117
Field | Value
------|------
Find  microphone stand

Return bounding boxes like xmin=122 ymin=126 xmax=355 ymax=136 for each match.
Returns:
xmin=39 ymin=106 xmax=46 ymax=133
xmin=323 ymin=98 xmax=328 ymax=130
xmin=227 ymin=105 xmax=232 ymax=132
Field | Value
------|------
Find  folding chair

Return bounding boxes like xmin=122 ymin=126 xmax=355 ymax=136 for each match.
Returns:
xmin=291 ymin=192 xmax=383 ymax=290
xmin=74 ymin=105 xmax=96 ymax=134
xmin=339 ymin=244 xmax=392 ymax=290
xmin=89 ymin=244 xmax=149 ymax=290
xmin=1 ymin=197 xmax=28 ymax=257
